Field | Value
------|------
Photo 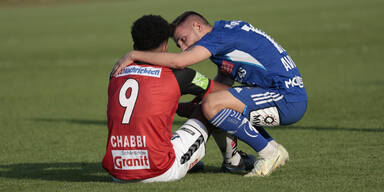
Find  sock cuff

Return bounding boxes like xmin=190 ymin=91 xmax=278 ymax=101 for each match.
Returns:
xmin=209 ymin=109 xmax=235 ymax=127
xmin=183 ymin=118 xmax=209 ymax=142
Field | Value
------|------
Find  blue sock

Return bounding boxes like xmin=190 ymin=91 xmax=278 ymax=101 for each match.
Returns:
xmin=209 ymin=109 xmax=268 ymax=152
xmin=242 ymin=107 xmax=274 ymax=142
xmin=255 ymin=126 xmax=274 ymax=142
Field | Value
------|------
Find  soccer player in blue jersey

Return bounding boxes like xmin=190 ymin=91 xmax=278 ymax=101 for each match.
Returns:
xmin=112 ymin=11 xmax=307 ymax=177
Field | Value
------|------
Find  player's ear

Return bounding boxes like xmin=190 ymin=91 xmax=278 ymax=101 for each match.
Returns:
xmin=192 ymin=22 xmax=201 ymax=31
xmin=165 ymin=41 xmax=168 ymax=52
xmin=161 ymin=41 xmax=168 ymax=52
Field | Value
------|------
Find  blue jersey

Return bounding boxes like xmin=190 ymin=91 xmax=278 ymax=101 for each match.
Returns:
xmin=195 ymin=20 xmax=307 ymax=102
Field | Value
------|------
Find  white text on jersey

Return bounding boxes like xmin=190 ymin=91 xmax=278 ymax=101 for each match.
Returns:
xmin=281 ymin=55 xmax=297 ymax=71
xmin=117 ymin=66 xmax=162 ymax=78
xmin=112 ymin=150 xmax=150 ymax=170
xmin=110 ymin=135 xmax=147 ymax=148
xmin=285 ymin=76 xmax=304 ymax=88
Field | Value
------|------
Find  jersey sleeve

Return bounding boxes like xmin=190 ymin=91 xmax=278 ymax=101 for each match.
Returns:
xmin=172 ymin=68 xmax=213 ymax=98
xmin=194 ymin=21 xmax=234 ymax=56
xmin=194 ymin=32 xmax=221 ymax=56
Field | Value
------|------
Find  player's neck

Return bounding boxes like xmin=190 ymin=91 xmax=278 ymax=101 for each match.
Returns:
xmin=202 ymin=25 xmax=213 ymax=36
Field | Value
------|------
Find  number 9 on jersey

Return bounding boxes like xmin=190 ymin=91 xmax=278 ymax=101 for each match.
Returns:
xmin=119 ymin=79 xmax=139 ymax=124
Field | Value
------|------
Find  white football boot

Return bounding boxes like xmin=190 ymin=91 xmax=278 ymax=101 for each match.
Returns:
xmin=274 ymin=144 xmax=289 ymax=170
xmin=244 ymin=144 xmax=289 ymax=177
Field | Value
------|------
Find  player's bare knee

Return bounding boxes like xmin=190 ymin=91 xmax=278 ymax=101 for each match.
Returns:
xmin=202 ymin=94 xmax=222 ymax=120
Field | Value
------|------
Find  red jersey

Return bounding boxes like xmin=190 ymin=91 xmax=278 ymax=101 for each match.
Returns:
xmin=102 ymin=63 xmax=212 ymax=180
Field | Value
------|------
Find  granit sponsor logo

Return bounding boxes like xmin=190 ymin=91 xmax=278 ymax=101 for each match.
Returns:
xmin=112 ymin=150 xmax=150 ymax=170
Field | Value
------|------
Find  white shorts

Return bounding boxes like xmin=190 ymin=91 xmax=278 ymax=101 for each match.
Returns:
xmin=112 ymin=118 xmax=209 ymax=183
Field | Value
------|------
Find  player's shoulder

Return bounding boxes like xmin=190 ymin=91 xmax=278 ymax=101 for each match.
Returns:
xmin=171 ymin=67 xmax=195 ymax=79
xmin=211 ymin=20 xmax=250 ymax=39
xmin=203 ymin=20 xmax=243 ymax=42
xmin=215 ymin=20 xmax=249 ymax=30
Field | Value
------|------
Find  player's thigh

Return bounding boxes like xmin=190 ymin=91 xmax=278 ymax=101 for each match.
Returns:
xmin=228 ymin=87 xmax=283 ymax=126
xmin=144 ymin=119 xmax=208 ymax=182
xmin=229 ymin=87 xmax=307 ymax=126
xmin=277 ymin=100 xmax=307 ymax=125
xmin=202 ymin=89 xmax=245 ymax=119
xmin=172 ymin=119 xmax=208 ymax=178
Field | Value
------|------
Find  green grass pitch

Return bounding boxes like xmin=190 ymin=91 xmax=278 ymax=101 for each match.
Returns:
xmin=0 ymin=0 xmax=383 ymax=191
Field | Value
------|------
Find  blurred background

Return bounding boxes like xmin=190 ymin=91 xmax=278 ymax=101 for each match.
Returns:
xmin=0 ymin=0 xmax=383 ymax=191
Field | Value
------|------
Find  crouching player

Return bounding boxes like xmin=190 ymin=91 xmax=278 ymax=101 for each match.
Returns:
xmin=102 ymin=15 xmax=253 ymax=182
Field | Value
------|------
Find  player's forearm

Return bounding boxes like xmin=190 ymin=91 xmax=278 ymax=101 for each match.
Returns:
xmin=131 ymin=50 xmax=191 ymax=69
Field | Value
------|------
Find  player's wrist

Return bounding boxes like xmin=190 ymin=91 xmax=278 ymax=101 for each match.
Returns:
xmin=129 ymin=50 xmax=137 ymax=61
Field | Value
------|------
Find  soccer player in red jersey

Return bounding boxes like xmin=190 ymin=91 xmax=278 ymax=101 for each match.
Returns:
xmin=102 ymin=15 xmax=254 ymax=182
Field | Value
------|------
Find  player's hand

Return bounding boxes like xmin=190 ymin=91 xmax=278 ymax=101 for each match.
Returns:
xmin=176 ymin=102 xmax=200 ymax=118
xmin=111 ymin=52 xmax=134 ymax=76
xmin=192 ymin=96 xmax=204 ymax=104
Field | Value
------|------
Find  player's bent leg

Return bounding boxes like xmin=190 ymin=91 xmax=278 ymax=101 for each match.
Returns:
xmin=224 ymin=87 xmax=279 ymax=141
xmin=207 ymin=108 xmax=273 ymax=159
xmin=225 ymin=87 xmax=292 ymax=176
xmin=278 ymin=100 xmax=307 ymax=125
xmin=202 ymin=88 xmax=276 ymax=143
xmin=240 ymin=87 xmax=307 ymax=127
xmin=141 ymin=118 xmax=209 ymax=182
xmin=202 ymin=89 xmax=246 ymax=120
xmin=203 ymin=87 xmax=290 ymax=177
xmin=244 ymin=100 xmax=307 ymax=175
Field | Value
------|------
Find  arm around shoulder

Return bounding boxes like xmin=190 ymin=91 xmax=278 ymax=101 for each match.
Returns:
xmin=173 ymin=45 xmax=212 ymax=69
xmin=131 ymin=45 xmax=212 ymax=69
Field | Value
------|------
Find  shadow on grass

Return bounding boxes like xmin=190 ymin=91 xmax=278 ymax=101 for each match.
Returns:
xmin=33 ymin=118 xmax=384 ymax=133
xmin=175 ymin=120 xmax=384 ymax=133
xmin=272 ymin=125 xmax=384 ymax=133
xmin=34 ymin=118 xmax=107 ymax=126
xmin=0 ymin=162 xmax=223 ymax=182
xmin=0 ymin=162 xmax=111 ymax=182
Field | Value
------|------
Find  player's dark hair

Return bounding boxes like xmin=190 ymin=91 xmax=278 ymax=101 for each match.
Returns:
xmin=131 ymin=15 xmax=171 ymax=51
xmin=171 ymin=11 xmax=210 ymax=35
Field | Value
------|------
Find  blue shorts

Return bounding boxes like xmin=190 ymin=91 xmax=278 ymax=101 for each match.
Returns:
xmin=229 ymin=87 xmax=307 ymax=127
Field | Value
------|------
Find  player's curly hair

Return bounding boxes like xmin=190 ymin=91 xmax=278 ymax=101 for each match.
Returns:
xmin=131 ymin=15 xmax=171 ymax=51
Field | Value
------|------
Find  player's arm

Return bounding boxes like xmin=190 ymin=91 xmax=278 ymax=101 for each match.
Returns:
xmin=214 ymin=69 xmax=235 ymax=87
xmin=173 ymin=68 xmax=229 ymax=117
xmin=173 ymin=68 xmax=229 ymax=97
xmin=112 ymin=45 xmax=212 ymax=76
